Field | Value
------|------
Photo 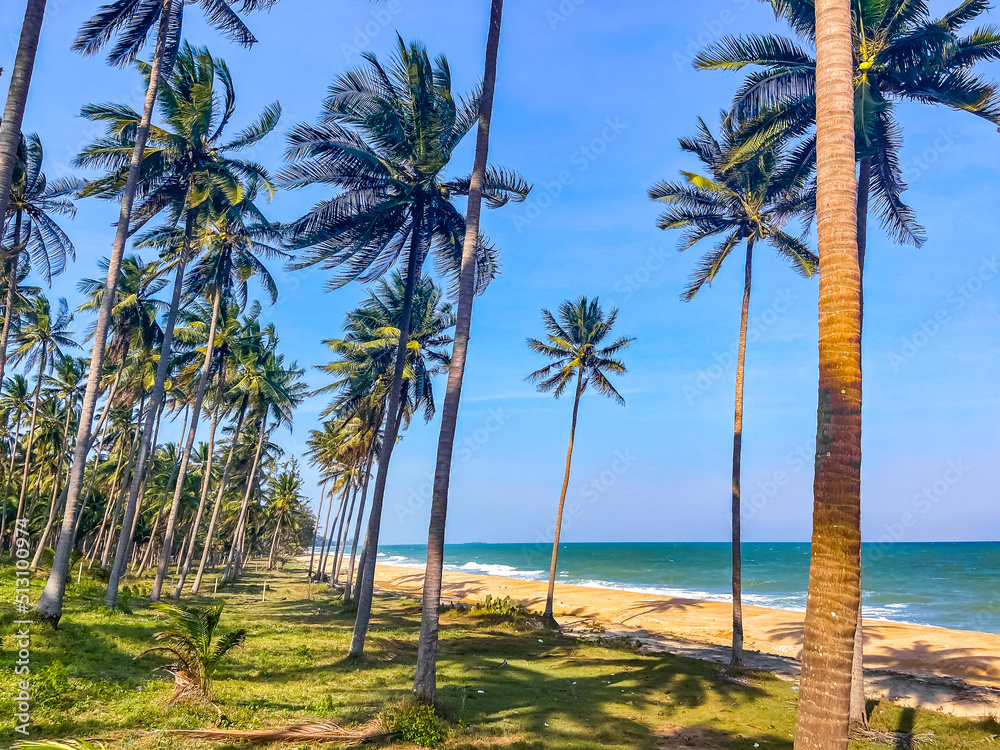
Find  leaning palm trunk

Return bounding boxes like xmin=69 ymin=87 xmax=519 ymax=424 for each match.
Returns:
xmin=173 ymin=394 xmax=223 ymax=597
xmin=332 ymin=483 xmax=358 ymax=585
xmin=30 ymin=398 xmax=74 ymax=570
xmin=222 ymin=414 xmax=267 ymax=583
xmin=350 ymin=199 xmax=425 ymax=659
xmin=542 ymin=370 xmax=583 ymax=627
xmin=730 ymin=240 xmax=754 ymax=666
xmin=0 ymin=0 xmax=47 ymax=236
xmin=344 ymin=447 xmax=375 ymax=601
xmin=266 ymin=513 xmax=282 ymax=570
xmin=190 ymin=397 xmax=248 ymax=594
xmin=317 ymin=486 xmax=344 ymax=578
xmin=792 ymin=0 xmax=863 ymax=745
xmin=151 ymin=287 xmax=223 ymax=601
xmin=15 ymin=351 xmax=46 ymax=526
xmin=37 ymin=4 xmax=173 ymax=625
xmin=414 ymin=0 xmax=504 ymax=699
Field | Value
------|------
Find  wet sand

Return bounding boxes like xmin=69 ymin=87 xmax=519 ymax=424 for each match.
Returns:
xmin=373 ymin=563 xmax=1000 ymax=693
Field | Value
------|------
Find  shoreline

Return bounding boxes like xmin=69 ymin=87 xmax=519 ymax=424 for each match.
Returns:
xmin=370 ymin=562 xmax=1000 ymax=714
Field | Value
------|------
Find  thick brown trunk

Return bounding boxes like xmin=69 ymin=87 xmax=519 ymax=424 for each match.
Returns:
xmin=36 ymin=0 xmax=174 ymax=626
xmin=349 ymin=196 xmax=425 ymax=659
xmin=151 ymin=284 xmax=223 ymax=600
xmin=190 ymin=396 xmax=248 ymax=594
xmin=543 ymin=370 xmax=583 ymax=626
xmin=413 ymin=0 xmax=504 ymax=700
xmin=0 ymin=0 xmax=47 ymax=226
xmin=849 ymin=155 xmax=872 ymax=731
xmin=793 ymin=0 xmax=863 ymax=745
xmin=731 ymin=239 xmax=754 ymax=667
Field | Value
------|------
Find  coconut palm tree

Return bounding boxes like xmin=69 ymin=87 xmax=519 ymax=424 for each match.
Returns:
xmin=1 ymin=132 xmax=82 ymax=386
xmin=265 ymin=468 xmax=305 ymax=570
xmin=0 ymin=0 xmax=48 ymax=234
xmin=649 ymin=115 xmax=817 ymax=665
xmin=37 ymin=0 xmax=279 ymax=628
xmin=414 ymin=0 xmax=514 ymax=703
xmin=0 ymin=374 xmax=29 ymax=548
xmin=525 ymin=297 xmax=634 ymax=628
xmin=283 ymin=36 xmax=527 ymax=656
xmin=792 ymin=0 xmax=863 ymax=746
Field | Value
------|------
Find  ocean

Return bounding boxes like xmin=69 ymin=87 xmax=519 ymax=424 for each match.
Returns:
xmin=376 ymin=542 xmax=1000 ymax=634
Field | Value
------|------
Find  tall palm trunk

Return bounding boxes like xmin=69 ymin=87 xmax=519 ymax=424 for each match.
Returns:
xmin=730 ymin=239 xmax=754 ymax=667
xmin=15 ymin=349 xmax=46 ymax=525
xmin=307 ymin=477 xmax=329 ymax=579
xmin=173 ymin=391 xmax=223 ymax=597
xmin=793 ymin=0 xmax=863 ymax=745
xmin=344 ymin=446 xmax=375 ymax=601
xmin=131 ymin=399 xmax=175 ymax=575
xmin=87 ymin=442 xmax=127 ymax=567
xmin=267 ymin=512 xmax=282 ymax=570
xmin=151 ymin=285 xmax=223 ymax=600
xmin=37 ymin=2 xmax=174 ymax=625
xmin=542 ymin=369 xmax=583 ymax=627
xmin=414 ymin=0 xmax=504 ymax=698
xmin=849 ymin=156 xmax=872 ymax=731
xmin=317 ymin=484 xmax=343 ymax=578
xmin=332 ymin=482 xmax=357 ymax=585
xmin=0 ymin=213 xmax=25 ymax=388
xmin=190 ymin=396 xmax=248 ymax=594
xmin=349 ymin=198 xmax=425 ymax=659
xmin=30 ymin=395 xmax=74 ymax=569
xmin=222 ymin=414 xmax=267 ymax=583
xmin=0 ymin=0 xmax=47 ymax=228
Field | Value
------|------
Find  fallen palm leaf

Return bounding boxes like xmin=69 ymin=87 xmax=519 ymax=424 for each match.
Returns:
xmin=170 ymin=719 xmax=389 ymax=745
xmin=849 ymin=726 xmax=935 ymax=748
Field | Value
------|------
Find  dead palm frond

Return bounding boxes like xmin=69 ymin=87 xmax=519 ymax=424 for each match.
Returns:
xmin=169 ymin=718 xmax=390 ymax=745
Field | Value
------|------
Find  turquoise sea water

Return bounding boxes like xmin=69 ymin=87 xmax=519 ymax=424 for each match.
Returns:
xmin=376 ymin=542 xmax=1000 ymax=634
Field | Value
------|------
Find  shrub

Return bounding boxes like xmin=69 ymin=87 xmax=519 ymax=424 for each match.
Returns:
xmin=385 ymin=700 xmax=445 ymax=746
xmin=474 ymin=594 xmax=527 ymax=618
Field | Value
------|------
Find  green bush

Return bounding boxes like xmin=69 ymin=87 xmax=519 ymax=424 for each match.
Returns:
xmin=474 ymin=594 xmax=527 ymax=617
xmin=385 ymin=700 xmax=445 ymax=746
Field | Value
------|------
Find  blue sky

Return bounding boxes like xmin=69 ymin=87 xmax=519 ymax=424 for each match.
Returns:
xmin=7 ymin=0 xmax=1000 ymax=545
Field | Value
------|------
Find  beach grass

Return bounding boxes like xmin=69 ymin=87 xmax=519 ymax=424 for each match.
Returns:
xmin=0 ymin=562 xmax=996 ymax=749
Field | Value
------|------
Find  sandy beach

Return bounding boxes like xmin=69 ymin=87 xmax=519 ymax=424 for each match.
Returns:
xmin=372 ymin=563 xmax=1000 ymax=714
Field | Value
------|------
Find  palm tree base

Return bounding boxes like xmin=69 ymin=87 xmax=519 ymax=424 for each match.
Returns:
xmin=541 ymin=612 xmax=561 ymax=631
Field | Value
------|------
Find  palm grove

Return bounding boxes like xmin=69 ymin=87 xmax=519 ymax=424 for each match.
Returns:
xmin=1 ymin=0 xmax=996 ymax=747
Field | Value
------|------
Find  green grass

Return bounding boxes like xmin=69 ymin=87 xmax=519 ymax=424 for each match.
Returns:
xmin=0 ymin=561 xmax=996 ymax=749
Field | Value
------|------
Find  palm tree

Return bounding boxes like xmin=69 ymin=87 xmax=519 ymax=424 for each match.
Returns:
xmin=792 ymin=0 xmax=863 ymax=746
xmin=37 ymin=0 xmax=279 ymax=628
xmin=414 ymin=0 xmax=513 ymax=701
xmin=265 ymin=468 xmax=305 ymax=570
xmin=0 ymin=0 xmax=48 ymax=233
xmin=283 ymin=36 xmax=527 ymax=657
xmin=649 ymin=115 xmax=816 ymax=665
xmin=0 ymin=374 xmax=29 ymax=548
xmin=11 ymin=295 xmax=76 ymax=531
xmin=525 ymin=297 xmax=634 ymax=628
xmin=1 ymin=132 xmax=82 ymax=386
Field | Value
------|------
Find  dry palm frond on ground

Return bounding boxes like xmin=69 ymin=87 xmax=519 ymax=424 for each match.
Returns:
xmin=170 ymin=719 xmax=390 ymax=745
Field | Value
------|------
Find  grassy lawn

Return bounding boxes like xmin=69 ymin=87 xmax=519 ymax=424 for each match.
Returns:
xmin=0 ymin=561 xmax=995 ymax=749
